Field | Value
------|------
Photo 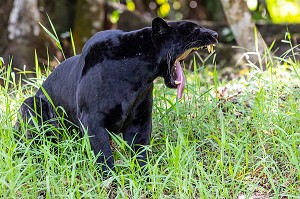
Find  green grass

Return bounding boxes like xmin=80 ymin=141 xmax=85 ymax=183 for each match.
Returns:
xmin=1 ymin=25 xmax=300 ymax=197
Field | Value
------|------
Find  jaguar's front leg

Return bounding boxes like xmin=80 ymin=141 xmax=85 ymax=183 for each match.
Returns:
xmin=123 ymin=86 xmax=153 ymax=168
xmin=80 ymin=114 xmax=115 ymax=175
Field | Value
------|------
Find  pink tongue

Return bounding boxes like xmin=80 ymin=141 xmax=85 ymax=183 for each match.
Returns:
xmin=175 ymin=61 xmax=185 ymax=99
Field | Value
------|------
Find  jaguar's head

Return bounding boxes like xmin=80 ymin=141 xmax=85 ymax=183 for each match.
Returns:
xmin=152 ymin=17 xmax=218 ymax=99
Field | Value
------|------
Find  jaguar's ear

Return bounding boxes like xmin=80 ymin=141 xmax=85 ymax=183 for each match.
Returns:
xmin=152 ymin=17 xmax=170 ymax=35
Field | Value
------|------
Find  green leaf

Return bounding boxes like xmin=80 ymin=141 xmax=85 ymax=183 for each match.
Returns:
xmin=0 ymin=57 xmax=4 ymax=67
xmin=39 ymin=22 xmax=59 ymax=43
xmin=70 ymin=29 xmax=77 ymax=56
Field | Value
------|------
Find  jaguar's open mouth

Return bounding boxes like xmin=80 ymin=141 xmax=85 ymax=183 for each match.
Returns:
xmin=173 ymin=44 xmax=216 ymax=99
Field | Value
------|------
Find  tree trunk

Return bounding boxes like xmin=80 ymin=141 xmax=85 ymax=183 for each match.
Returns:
xmin=3 ymin=0 xmax=41 ymax=80
xmin=220 ymin=0 xmax=267 ymax=66
xmin=0 ymin=0 xmax=14 ymax=54
xmin=73 ymin=0 xmax=105 ymax=51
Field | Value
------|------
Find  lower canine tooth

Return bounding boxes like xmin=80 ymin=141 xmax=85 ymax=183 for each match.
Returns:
xmin=175 ymin=80 xmax=181 ymax=85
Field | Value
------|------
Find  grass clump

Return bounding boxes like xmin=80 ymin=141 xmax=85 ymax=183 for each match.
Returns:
xmin=0 ymin=32 xmax=300 ymax=198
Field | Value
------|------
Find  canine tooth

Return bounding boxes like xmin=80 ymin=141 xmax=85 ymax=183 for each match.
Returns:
xmin=207 ymin=44 xmax=214 ymax=53
xmin=175 ymin=80 xmax=181 ymax=85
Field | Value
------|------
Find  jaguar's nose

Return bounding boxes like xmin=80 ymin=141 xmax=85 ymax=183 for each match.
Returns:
xmin=212 ymin=31 xmax=218 ymax=38
xmin=201 ymin=27 xmax=218 ymax=39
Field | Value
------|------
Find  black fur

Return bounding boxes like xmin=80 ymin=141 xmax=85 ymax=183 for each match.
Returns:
xmin=16 ymin=17 xmax=217 ymax=173
xmin=15 ymin=96 xmax=59 ymax=140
